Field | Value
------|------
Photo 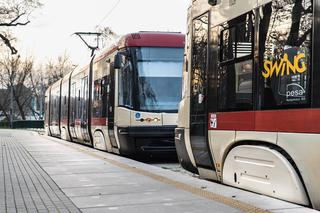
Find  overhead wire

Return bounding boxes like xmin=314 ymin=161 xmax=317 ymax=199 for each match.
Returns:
xmin=96 ymin=0 xmax=121 ymax=29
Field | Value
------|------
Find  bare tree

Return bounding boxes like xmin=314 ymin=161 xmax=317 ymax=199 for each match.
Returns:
xmin=96 ymin=26 xmax=119 ymax=49
xmin=261 ymin=0 xmax=312 ymax=57
xmin=27 ymin=63 xmax=44 ymax=119
xmin=0 ymin=53 xmax=76 ymax=121
xmin=24 ymin=53 xmax=76 ymax=120
xmin=0 ymin=0 xmax=41 ymax=54
xmin=0 ymin=88 xmax=10 ymax=120
xmin=45 ymin=53 xmax=75 ymax=85
xmin=0 ymin=54 xmax=34 ymax=120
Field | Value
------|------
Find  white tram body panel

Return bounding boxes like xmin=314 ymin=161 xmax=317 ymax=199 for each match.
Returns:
xmin=207 ymin=129 xmax=311 ymax=205
xmin=222 ymin=145 xmax=309 ymax=205
xmin=277 ymin=133 xmax=320 ymax=210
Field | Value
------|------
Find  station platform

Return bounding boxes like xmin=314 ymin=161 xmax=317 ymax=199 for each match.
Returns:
xmin=0 ymin=129 xmax=318 ymax=213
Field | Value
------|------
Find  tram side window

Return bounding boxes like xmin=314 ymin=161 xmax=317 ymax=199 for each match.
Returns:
xmin=221 ymin=27 xmax=235 ymax=62
xmin=70 ymin=83 xmax=76 ymax=124
xmin=54 ymin=93 xmax=59 ymax=123
xmin=190 ymin=13 xmax=209 ymax=116
xmin=53 ymin=97 xmax=56 ymax=122
xmin=77 ymin=90 xmax=81 ymax=119
xmin=218 ymin=13 xmax=254 ymax=112
xmin=93 ymin=79 xmax=102 ymax=118
xmin=259 ymin=0 xmax=312 ymax=109
xmin=118 ymin=58 xmax=133 ymax=108
xmin=236 ymin=17 xmax=253 ymax=58
xmin=61 ymin=93 xmax=67 ymax=120
xmin=81 ymin=76 xmax=88 ymax=121
xmin=55 ymin=92 xmax=60 ymax=122
xmin=101 ymin=76 xmax=109 ymax=117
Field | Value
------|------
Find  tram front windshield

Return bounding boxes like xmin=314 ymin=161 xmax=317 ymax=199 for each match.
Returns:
xmin=136 ymin=47 xmax=183 ymax=112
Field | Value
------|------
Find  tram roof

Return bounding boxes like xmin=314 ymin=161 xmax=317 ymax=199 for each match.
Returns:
xmin=118 ymin=32 xmax=185 ymax=49
xmin=95 ymin=31 xmax=185 ymax=64
xmin=46 ymin=31 xmax=186 ymax=88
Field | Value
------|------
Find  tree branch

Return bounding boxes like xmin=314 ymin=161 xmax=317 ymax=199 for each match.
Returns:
xmin=0 ymin=33 xmax=17 ymax=54
xmin=303 ymin=6 xmax=312 ymax=14
xmin=0 ymin=12 xmax=30 ymax=27
xmin=297 ymin=28 xmax=312 ymax=47
xmin=0 ymin=20 xmax=30 ymax=27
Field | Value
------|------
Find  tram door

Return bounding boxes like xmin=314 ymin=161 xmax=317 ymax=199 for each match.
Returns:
xmin=189 ymin=12 xmax=215 ymax=170
xmin=80 ymin=76 xmax=91 ymax=143
xmin=107 ymin=63 xmax=118 ymax=148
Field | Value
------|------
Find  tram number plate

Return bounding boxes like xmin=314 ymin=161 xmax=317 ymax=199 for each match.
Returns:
xmin=210 ymin=113 xmax=217 ymax=129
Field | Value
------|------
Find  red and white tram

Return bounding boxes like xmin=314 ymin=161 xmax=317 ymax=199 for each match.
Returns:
xmin=45 ymin=32 xmax=185 ymax=155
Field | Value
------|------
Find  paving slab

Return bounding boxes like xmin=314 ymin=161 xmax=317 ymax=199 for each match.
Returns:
xmin=0 ymin=129 xmax=318 ymax=213
xmin=0 ymin=130 xmax=81 ymax=213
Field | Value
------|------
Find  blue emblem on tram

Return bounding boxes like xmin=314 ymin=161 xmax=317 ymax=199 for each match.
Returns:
xmin=135 ymin=113 xmax=141 ymax=119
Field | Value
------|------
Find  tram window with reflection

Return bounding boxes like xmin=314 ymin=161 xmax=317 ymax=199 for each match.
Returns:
xmin=136 ymin=47 xmax=183 ymax=112
xmin=93 ymin=76 xmax=110 ymax=118
xmin=117 ymin=47 xmax=184 ymax=113
xmin=259 ymin=0 xmax=312 ymax=109
xmin=118 ymin=56 xmax=134 ymax=109
xmin=215 ymin=0 xmax=312 ymax=111
xmin=70 ymin=83 xmax=76 ymax=126
xmin=218 ymin=13 xmax=254 ymax=112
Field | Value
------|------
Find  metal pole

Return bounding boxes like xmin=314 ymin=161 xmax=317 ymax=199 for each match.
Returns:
xmin=39 ymin=77 xmax=43 ymax=120
xmin=10 ymin=84 xmax=13 ymax=128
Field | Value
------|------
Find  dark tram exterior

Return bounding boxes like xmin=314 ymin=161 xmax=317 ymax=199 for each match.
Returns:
xmin=175 ymin=0 xmax=320 ymax=210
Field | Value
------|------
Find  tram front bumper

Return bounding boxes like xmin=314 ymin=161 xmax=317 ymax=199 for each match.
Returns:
xmin=117 ymin=126 xmax=176 ymax=154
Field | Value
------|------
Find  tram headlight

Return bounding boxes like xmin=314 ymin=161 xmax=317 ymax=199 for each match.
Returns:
xmin=153 ymin=118 xmax=160 ymax=122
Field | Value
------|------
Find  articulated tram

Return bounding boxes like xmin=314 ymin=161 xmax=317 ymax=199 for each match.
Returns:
xmin=175 ymin=0 xmax=320 ymax=209
xmin=45 ymin=32 xmax=184 ymax=155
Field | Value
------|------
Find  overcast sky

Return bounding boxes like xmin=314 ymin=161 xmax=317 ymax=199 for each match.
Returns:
xmin=13 ymin=0 xmax=190 ymax=66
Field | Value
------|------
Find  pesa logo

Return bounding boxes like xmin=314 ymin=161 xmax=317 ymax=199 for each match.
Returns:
xmin=286 ymin=83 xmax=306 ymax=98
